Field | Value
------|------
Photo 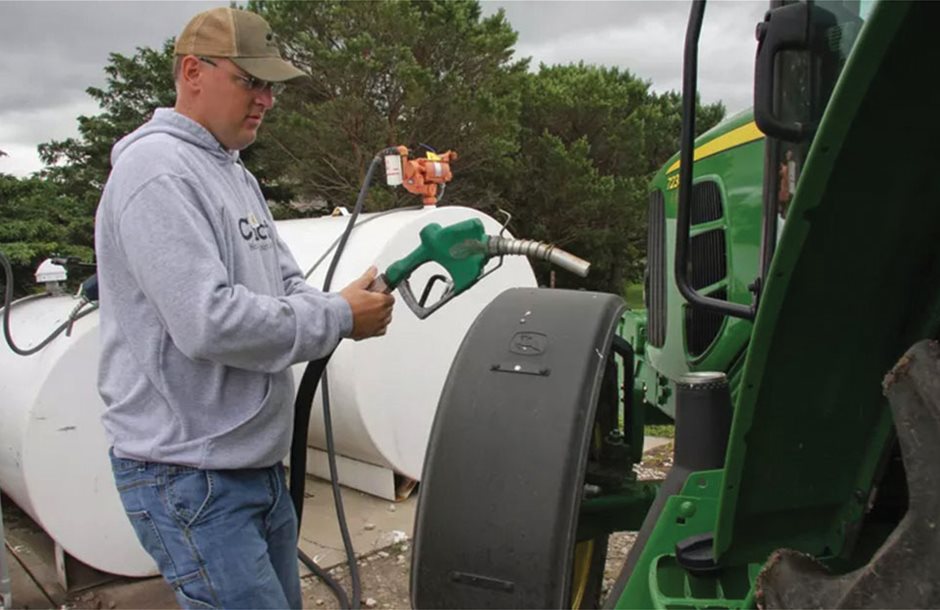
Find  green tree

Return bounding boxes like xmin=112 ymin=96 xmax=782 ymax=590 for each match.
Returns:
xmin=0 ymin=173 xmax=93 ymax=296
xmin=1 ymin=43 xmax=177 ymax=296
xmin=250 ymin=0 xmax=527 ymax=212
xmin=38 ymin=41 xmax=177 ymax=207
xmin=37 ymin=37 xmax=295 ymax=208
xmin=7 ymin=1 xmax=730 ymax=300
xmin=502 ymin=64 xmax=724 ymax=293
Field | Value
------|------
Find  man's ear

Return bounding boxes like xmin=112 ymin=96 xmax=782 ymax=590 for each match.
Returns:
xmin=179 ymin=55 xmax=204 ymax=92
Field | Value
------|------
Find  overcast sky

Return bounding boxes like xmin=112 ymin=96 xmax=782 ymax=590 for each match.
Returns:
xmin=0 ymin=0 xmax=766 ymax=178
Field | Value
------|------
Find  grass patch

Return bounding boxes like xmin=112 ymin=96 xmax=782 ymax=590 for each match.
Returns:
xmin=645 ymin=424 xmax=675 ymax=438
xmin=624 ymin=283 xmax=644 ymax=310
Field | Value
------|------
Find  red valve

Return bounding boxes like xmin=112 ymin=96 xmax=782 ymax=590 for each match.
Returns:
xmin=396 ymin=145 xmax=458 ymax=206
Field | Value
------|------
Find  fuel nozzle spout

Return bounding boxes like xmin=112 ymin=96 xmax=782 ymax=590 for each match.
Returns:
xmin=380 ymin=218 xmax=592 ymax=320
xmin=485 ymin=236 xmax=591 ymax=278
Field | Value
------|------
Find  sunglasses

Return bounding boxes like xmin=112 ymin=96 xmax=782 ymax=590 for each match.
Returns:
xmin=198 ymin=57 xmax=286 ymax=96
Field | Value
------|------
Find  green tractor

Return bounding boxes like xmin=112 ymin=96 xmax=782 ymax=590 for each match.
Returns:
xmin=411 ymin=0 xmax=940 ymax=608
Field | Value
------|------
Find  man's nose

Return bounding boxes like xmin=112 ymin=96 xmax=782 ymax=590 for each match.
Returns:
xmin=256 ymin=87 xmax=275 ymax=109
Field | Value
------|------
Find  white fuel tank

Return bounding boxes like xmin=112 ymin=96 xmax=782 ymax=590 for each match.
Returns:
xmin=279 ymin=206 xmax=537 ymax=479
xmin=0 ymin=205 xmax=536 ymax=576
xmin=0 ymin=298 xmax=157 ymax=576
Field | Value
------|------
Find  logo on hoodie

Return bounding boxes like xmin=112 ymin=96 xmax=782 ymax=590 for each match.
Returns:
xmin=238 ymin=213 xmax=272 ymax=250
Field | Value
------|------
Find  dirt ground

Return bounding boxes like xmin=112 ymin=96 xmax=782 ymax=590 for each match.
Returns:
xmin=299 ymin=442 xmax=675 ymax=609
xmin=22 ymin=442 xmax=674 ymax=609
xmin=300 ymin=543 xmax=412 ymax=609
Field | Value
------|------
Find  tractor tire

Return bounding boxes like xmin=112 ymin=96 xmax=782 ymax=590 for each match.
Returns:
xmin=756 ymin=340 xmax=940 ymax=608
xmin=570 ymin=536 xmax=608 ymax=609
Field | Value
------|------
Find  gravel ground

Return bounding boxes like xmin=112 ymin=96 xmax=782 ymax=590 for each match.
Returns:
xmin=301 ymin=543 xmax=411 ymax=609
xmin=44 ymin=442 xmax=674 ymax=609
xmin=302 ymin=441 xmax=675 ymax=609
xmin=42 ymin=441 xmax=674 ymax=609
xmin=600 ymin=441 xmax=673 ymax=603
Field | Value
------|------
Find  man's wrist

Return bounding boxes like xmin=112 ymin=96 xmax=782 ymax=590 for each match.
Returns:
xmin=329 ymin=293 xmax=354 ymax=338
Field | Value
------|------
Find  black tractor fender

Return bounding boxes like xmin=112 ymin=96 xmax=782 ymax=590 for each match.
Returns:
xmin=411 ymin=287 xmax=626 ymax=609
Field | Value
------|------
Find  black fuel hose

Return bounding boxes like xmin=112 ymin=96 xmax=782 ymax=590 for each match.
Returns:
xmin=290 ymin=148 xmax=399 ymax=610
xmin=290 ymin=355 xmax=350 ymax=608
xmin=1 ymin=251 xmax=97 ymax=356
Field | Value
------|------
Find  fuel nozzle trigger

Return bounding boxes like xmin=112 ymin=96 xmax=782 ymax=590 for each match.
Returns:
xmin=377 ymin=217 xmax=591 ymax=319
xmin=397 ymin=277 xmax=454 ymax=320
xmin=376 ymin=219 xmax=489 ymax=319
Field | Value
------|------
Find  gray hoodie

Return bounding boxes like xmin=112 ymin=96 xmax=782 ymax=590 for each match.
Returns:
xmin=95 ymin=108 xmax=352 ymax=470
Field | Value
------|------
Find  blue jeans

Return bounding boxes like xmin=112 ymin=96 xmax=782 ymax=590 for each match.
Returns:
xmin=109 ymin=451 xmax=302 ymax=609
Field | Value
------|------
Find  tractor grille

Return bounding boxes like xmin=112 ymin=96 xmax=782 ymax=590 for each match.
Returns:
xmin=686 ymin=288 xmax=728 ymax=357
xmin=689 ymin=229 xmax=726 ymax=290
xmin=685 ymin=180 xmax=727 ymax=356
xmin=691 ymin=181 xmax=723 ymax=224
xmin=647 ymin=189 xmax=667 ymax=348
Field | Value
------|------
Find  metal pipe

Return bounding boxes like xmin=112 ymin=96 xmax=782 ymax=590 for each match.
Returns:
xmin=487 ymin=237 xmax=590 ymax=277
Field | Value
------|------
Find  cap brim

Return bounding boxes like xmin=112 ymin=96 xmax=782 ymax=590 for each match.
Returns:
xmin=231 ymin=57 xmax=307 ymax=82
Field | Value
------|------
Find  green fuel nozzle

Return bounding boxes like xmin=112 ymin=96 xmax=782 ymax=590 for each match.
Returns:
xmin=373 ymin=218 xmax=590 ymax=319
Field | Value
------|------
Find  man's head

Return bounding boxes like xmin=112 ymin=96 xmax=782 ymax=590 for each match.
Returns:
xmin=173 ymin=7 xmax=304 ymax=151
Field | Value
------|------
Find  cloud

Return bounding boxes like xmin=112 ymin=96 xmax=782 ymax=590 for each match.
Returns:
xmin=0 ymin=100 xmax=102 ymax=174
xmin=0 ymin=143 xmax=51 ymax=177
xmin=484 ymin=1 xmax=766 ymax=113
xmin=1 ymin=0 xmax=767 ymax=177
xmin=0 ymin=0 xmax=223 ymax=177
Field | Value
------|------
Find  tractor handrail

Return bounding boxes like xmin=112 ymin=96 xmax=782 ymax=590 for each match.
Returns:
xmin=675 ymin=0 xmax=758 ymax=321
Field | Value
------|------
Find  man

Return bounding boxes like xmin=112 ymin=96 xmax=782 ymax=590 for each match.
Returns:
xmin=94 ymin=7 xmax=394 ymax=609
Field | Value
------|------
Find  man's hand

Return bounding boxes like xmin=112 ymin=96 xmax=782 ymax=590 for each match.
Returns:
xmin=340 ymin=266 xmax=395 ymax=340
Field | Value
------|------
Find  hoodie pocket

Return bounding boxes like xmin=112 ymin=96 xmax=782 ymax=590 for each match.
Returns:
xmin=200 ymin=372 xmax=292 ymax=468
xmin=206 ymin=373 xmax=274 ymax=440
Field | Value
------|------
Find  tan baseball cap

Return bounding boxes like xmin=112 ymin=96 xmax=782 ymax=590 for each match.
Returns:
xmin=174 ymin=7 xmax=305 ymax=82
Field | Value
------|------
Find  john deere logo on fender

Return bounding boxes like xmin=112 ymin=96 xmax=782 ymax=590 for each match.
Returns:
xmin=510 ymin=332 xmax=547 ymax=356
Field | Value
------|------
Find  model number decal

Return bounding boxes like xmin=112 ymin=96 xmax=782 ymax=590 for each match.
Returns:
xmin=666 ymin=173 xmax=680 ymax=190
